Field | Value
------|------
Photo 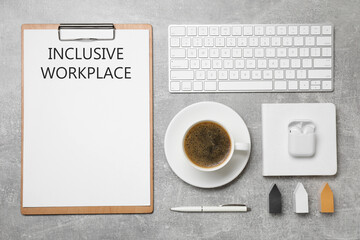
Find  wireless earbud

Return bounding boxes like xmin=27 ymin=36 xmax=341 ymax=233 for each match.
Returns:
xmin=289 ymin=126 xmax=302 ymax=134
xmin=303 ymin=125 xmax=315 ymax=134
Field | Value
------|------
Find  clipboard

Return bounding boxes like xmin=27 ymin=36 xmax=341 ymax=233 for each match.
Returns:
xmin=21 ymin=23 xmax=153 ymax=215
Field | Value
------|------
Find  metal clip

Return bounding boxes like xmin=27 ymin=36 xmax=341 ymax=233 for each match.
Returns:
xmin=58 ymin=23 xmax=115 ymax=41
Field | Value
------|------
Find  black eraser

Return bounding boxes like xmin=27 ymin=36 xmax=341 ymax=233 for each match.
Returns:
xmin=269 ymin=183 xmax=282 ymax=214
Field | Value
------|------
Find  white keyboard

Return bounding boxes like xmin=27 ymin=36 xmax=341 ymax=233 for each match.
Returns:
xmin=168 ymin=24 xmax=334 ymax=92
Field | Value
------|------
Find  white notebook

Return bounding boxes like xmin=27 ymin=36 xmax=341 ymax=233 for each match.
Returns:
xmin=262 ymin=103 xmax=337 ymax=176
xmin=22 ymin=24 xmax=152 ymax=212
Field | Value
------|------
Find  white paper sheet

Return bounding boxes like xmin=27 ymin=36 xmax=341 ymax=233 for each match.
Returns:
xmin=23 ymin=29 xmax=151 ymax=207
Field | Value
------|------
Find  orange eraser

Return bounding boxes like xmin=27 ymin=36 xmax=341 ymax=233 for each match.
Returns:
xmin=320 ymin=183 xmax=334 ymax=213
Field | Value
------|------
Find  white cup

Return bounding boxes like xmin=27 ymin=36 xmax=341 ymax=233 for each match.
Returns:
xmin=183 ymin=120 xmax=249 ymax=172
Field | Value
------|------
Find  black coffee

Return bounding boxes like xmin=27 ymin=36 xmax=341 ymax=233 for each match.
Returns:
xmin=184 ymin=121 xmax=231 ymax=168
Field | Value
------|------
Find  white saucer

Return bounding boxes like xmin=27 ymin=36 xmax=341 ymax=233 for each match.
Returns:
xmin=164 ymin=102 xmax=251 ymax=188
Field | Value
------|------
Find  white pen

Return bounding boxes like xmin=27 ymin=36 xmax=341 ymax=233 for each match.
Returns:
xmin=170 ymin=204 xmax=251 ymax=213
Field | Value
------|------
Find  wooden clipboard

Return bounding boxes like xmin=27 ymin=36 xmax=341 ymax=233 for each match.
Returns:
xmin=21 ymin=24 xmax=153 ymax=215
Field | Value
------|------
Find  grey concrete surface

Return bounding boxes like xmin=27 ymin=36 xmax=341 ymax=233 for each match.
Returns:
xmin=1 ymin=0 xmax=360 ymax=239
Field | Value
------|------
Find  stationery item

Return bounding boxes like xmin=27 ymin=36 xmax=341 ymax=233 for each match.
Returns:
xmin=171 ymin=204 xmax=251 ymax=212
xmin=269 ymin=184 xmax=282 ymax=213
xmin=293 ymin=183 xmax=309 ymax=213
xmin=164 ymin=102 xmax=251 ymax=188
xmin=168 ymin=24 xmax=334 ymax=93
xmin=21 ymin=24 xmax=153 ymax=215
xmin=262 ymin=103 xmax=337 ymax=176
xmin=183 ymin=120 xmax=250 ymax=171
xmin=320 ymin=183 xmax=334 ymax=213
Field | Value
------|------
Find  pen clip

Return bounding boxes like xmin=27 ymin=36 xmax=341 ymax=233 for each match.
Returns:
xmin=220 ymin=204 xmax=246 ymax=207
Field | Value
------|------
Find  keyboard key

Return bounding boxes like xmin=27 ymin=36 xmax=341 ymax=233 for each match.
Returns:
xmin=182 ymin=81 xmax=192 ymax=91
xmin=283 ymin=37 xmax=292 ymax=46
xmin=170 ymin=26 xmax=186 ymax=36
xmin=322 ymin=26 xmax=332 ymax=35
xmin=252 ymin=70 xmax=261 ymax=79
xmin=187 ymin=26 xmax=197 ymax=36
xmin=277 ymin=26 xmax=287 ymax=35
xmin=193 ymin=81 xmax=203 ymax=91
xmin=209 ymin=26 xmax=219 ymax=36
xmin=268 ymin=59 xmax=278 ymax=68
xmin=205 ymin=81 xmax=217 ymax=90
xmin=181 ymin=38 xmax=191 ymax=47
xmin=224 ymin=59 xmax=234 ymax=68
xmin=232 ymin=26 xmax=242 ymax=36
xmin=311 ymin=48 xmax=321 ymax=57
xmin=266 ymin=26 xmax=275 ymax=35
xmin=243 ymin=49 xmax=253 ymax=58
xmin=240 ymin=70 xmax=250 ymax=79
xmin=226 ymin=37 xmax=236 ymax=47
xmin=274 ymin=70 xmax=284 ymax=79
xmin=196 ymin=71 xmax=205 ymax=80
xmin=254 ymin=26 xmax=264 ymax=35
xmin=289 ymin=26 xmax=298 ymax=35
xmin=170 ymin=60 xmax=188 ymax=69
xmin=193 ymin=38 xmax=202 ymax=47
xmin=288 ymin=81 xmax=298 ymax=90
xmin=266 ymin=48 xmax=276 ymax=57
xmin=213 ymin=59 xmax=222 ymax=69
xmin=246 ymin=59 xmax=256 ymax=69
xmin=299 ymin=48 xmax=310 ymax=57
xmin=243 ymin=26 xmax=253 ymax=36
xmin=299 ymin=81 xmax=309 ymax=89
xmin=316 ymin=37 xmax=332 ymax=46
xmin=209 ymin=48 xmax=219 ymax=58
xmin=171 ymin=49 xmax=186 ymax=58
xmin=311 ymin=26 xmax=321 ymax=35
xmin=322 ymin=47 xmax=332 ymax=57
xmin=199 ymin=49 xmax=208 ymax=58
xmin=297 ymin=70 xmax=307 ymax=79
xmin=233 ymin=48 xmax=242 ymax=57
xmin=170 ymin=81 xmax=180 ymax=91
xmin=171 ymin=71 xmax=194 ymax=80
xmin=190 ymin=59 xmax=200 ymax=68
xmin=221 ymin=26 xmax=231 ymax=36
xmin=291 ymin=59 xmax=301 ymax=68
xmin=280 ymin=59 xmax=290 ymax=68
xmin=302 ymin=59 xmax=312 ymax=68
xmin=271 ymin=37 xmax=281 ymax=46
xmin=275 ymin=81 xmax=286 ymax=90
xmin=229 ymin=70 xmax=239 ymax=79
xmin=237 ymin=37 xmax=247 ymax=46
xmin=299 ymin=26 xmax=309 ymax=35
xmin=308 ymin=70 xmax=332 ymax=79
xmin=219 ymin=81 xmax=273 ymax=91
xmin=199 ymin=26 xmax=208 ymax=36
xmin=187 ymin=49 xmax=197 ymax=58
xmin=263 ymin=70 xmax=273 ymax=79
xmin=313 ymin=58 xmax=332 ymax=68
xmin=221 ymin=49 xmax=231 ymax=58
xmin=204 ymin=37 xmax=214 ymax=47
xmin=235 ymin=59 xmax=245 ymax=68
xmin=170 ymin=38 xmax=180 ymax=47
xmin=322 ymin=81 xmax=332 ymax=90
xmin=260 ymin=37 xmax=270 ymax=46
xmin=249 ymin=37 xmax=259 ymax=46
xmin=311 ymin=85 xmax=321 ymax=90
xmin=305 ymin=37 xmax=315 ymax=46
xmin=258 ymin=59 xmax=267 ymax=68
xmin=285 ymin=70 xmax=295 ymax=79
xmin=207 ymin=71 xmax=217 ymax=80
xmin=219 ymin=70 xmax=228 ymax=79
xmin=201 ymin=59 xmax=211 ymax=69
xmin=215 ymin=38 xmax=225 ymax=47
xmin=294 ymin=37 xmax=304 ymax=46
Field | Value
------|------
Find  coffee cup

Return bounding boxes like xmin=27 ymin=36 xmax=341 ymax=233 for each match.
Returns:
xmin=183 ymin=120 xmax=249 ymax=172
